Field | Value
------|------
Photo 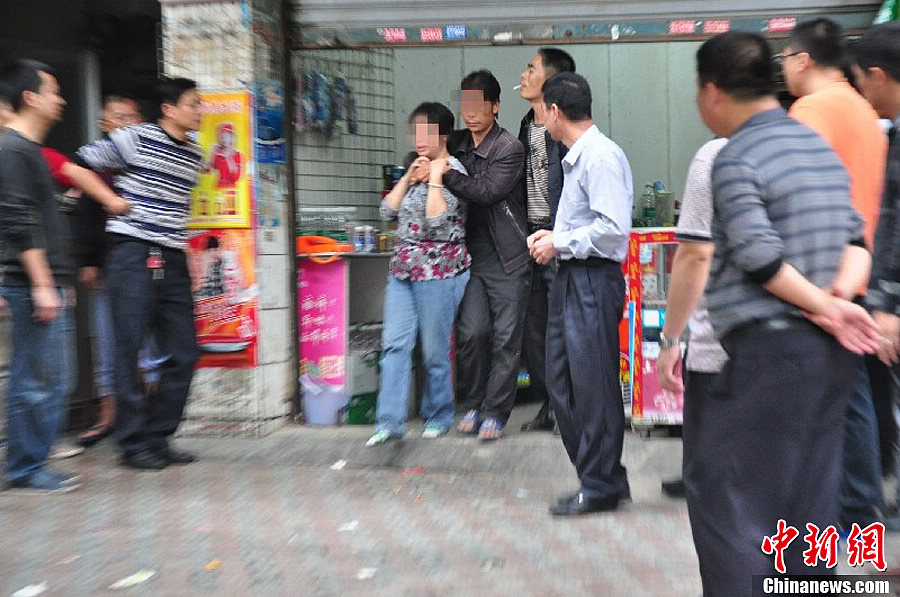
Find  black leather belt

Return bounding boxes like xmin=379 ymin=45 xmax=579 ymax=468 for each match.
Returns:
xmin=720 ymin=315 xmax=817 ymax=355
xmin=558 ymin=256 xmax=619 ymax=268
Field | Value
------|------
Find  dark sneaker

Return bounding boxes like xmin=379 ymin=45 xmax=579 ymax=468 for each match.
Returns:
xmin=6 ymin=468 xmax=80 ymax=494
xmin=156 ymin=447 xmax=196 ymax=465
xmin=120 ymin=449 xmax=168 ymax=470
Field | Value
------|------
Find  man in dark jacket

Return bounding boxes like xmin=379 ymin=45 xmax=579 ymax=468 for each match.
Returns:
xmin=414 ymin=70 xmax=527 ymax=440
xmin=517 ymin=48 xmax=575 ymax=433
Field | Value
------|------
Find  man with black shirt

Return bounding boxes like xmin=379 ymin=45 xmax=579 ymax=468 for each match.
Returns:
xmin=0 ymin=59 xmax=78 ymax=493
xmin=517 ymin=48 xmax=575 ymax=433
xmin=415 ymin=70 xmax=527 ymax=440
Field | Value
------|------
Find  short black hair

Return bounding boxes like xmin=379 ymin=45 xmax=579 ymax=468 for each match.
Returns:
xmin=460 ymin=70 xmax=501 ymax=104
xmin=697 ymin=32 xmax=775 ymax=101
xmin=851 ymin=22 xmax=900 ymax=82
xmin=156 ymin=76 xmax=197 ymax=108
xmin=409 ymin=102 xmax=454 ymax=136
xmin=788 ymin=18 xmax=846 ymax=70
xmin=542 ymin=72 xmax=592 ymax=122
xmin=537 ymin=48 xmax=576 ymax=78
xmin=206 ymin=236 xmax=220 ymax=250
xmin=0 ymin=59 xmax=55 ymax=111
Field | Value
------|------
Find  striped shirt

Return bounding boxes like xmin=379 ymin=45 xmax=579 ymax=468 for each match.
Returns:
xmin=706 ymin=108 xmax=862 ymax=338
xmin=76 ymin=123 xmax=202 ymax=250
xmin=526 ymin=122 xmax=551 ymax=224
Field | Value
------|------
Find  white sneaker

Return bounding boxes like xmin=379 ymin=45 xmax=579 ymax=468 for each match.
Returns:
xmin=365 ymin=430 xmax=400 ymax=447
xmin=49 ymin=444 xmax=85 ymax=460
xmin=421 ymin=424 xmax=449 ymax=439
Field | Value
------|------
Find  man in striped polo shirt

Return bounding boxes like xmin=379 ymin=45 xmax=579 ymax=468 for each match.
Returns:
xmin=689 ymin=32 xmax=880 ymax=592
xmin=77 ymin=77 xmax=203 ymax=471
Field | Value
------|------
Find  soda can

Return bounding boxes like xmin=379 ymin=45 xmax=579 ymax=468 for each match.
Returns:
xmin=391 ymin=166 xmax=406 ymax=185
xmin=382 ymin=165 xmax=393 ymax=191
xmin=353 ymin=226 xmax=366 ymax=252
xmin=377 ymin=233 xmax=390 ymax=252
xmin=364 ymin=226 xmax=377 ymax=253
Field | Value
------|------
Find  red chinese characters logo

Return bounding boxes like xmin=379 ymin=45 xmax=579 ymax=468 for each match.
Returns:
xmin=761 ymin=519 xmax=799 ymax=573
xmin=847 ymin=522 xmax=886 ymax=571
xmin=703 ymin=20 xmax=730 ymax=34
xmin=763 ymin=521 xmax=886 ymax=572
xmin=668 ymin=20 xmax=696 ymax=35
xmin=802 ymin=524 xmax=839 ymax=569
xmin=420 ymin=27 xmax=443 ymax=43
xmin=768 ymin=18 xmax=797 ymax=33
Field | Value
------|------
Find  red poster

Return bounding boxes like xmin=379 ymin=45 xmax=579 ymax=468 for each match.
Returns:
xmin=187 ymin=229 xmax=259 ymax=367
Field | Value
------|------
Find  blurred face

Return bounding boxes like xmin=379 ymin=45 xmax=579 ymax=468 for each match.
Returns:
xmin=0 ymin=100 xmax=12 ymax=127
xmin=163 ymin=88 xmax=202 ymax=132
xmin=852 ymin=64 xmax=892 ymax=118
xmin=520 ymin=53 xmax=549 ymax=101
xmin=460 ymin=89 xmax=499 ymax=137
xmin=101 ymin=99 xmax=141 ymax=133
xmin=542 ymin=101 xmax=562 ymax=141
xmin=776 ymin=45 xmax=808 ymax=97
xmin=696 ymin=81 xmax=726 ymax=137
xmin=219 ymin=129 xmax=234 ymax=148
xmin=409 ymin=114 xmax=444 ymax=159
xmin=28 ymin=71 xmax=65 ymax=123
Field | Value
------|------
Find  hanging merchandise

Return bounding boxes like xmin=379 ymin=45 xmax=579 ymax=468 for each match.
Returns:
xmin=313 ymin=69 xmax=332 ymax=131
xmin=345 ymin=80 xmax=359 ymax=135
xmin=331 ymin=73 xmax=347 ymax=125
xmin=294 ymin=57 xmax=306 ymax=133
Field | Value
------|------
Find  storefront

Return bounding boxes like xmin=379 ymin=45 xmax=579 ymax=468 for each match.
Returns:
xmin=96 ymin=0 xmax=884 ymax=436
xmin=284 ymin=1 xmax=882 ymax=431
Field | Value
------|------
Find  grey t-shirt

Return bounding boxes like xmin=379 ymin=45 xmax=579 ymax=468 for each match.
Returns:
xmin=675 ymin=138 xmax=728 ymax=374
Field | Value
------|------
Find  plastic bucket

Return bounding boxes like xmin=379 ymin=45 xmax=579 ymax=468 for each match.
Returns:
xmin=300 ymin=375 xmax=349 ymax=426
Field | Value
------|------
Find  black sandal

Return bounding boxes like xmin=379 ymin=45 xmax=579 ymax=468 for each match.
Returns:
xmin=76 ymin=424 xmax=113 ymax=448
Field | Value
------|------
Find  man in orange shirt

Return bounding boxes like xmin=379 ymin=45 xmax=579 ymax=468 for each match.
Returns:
xmin=780 ymin=18 xmax=889 ymax=529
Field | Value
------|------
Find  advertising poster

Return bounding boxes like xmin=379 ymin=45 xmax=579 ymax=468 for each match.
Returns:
xmin=255 ymin=81 xmax=286 ymax=164
xmin=298 ymin=258 xmax=347 ymax=386
xmin=188 ymin=229 xmax=259 ymax=367
xmin=189 ymin=92 xmax=254 ymax=229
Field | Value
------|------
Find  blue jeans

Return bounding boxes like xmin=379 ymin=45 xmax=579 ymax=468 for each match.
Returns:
xmin=2 ymin=286 xmax=75 ymax=482
xmin=92 ymin=283 xmax=166 ymax=396
xmin=840 ymin=356 xmax=883 ymax=524
xmin=375 ymin=271 xmax=470 ymax=435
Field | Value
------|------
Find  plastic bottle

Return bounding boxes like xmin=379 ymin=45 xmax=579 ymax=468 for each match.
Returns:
xmin=641 ymin=183 xmax=657 ymax=227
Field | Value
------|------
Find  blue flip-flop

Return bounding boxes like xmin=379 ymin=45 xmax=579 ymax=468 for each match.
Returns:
xmin=478 ymin=416 xmax=504 ymax=442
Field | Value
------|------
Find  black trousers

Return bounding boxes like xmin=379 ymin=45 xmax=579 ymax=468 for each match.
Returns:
xmin=105 ymin=239 xmax=199 ymax=455
xmin=456 ymin=259 xmax=530 ymax=424
xmin=684 ymin=323 xmax=853 ymax=597
xmin=865 ymin=354 xmax=897 ymax=476
xmin=547 ymin=258 xmax=628 ymax=499
xmin=522 ymin=260 xmax=556 ymax=407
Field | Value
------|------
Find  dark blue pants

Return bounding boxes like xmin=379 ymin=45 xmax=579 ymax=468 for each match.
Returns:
xmin=839 ymin=356 xmax=883 ymax=525
xmin=546 ymin=258 xmax=628 ymax=499
xmin=522 ymin=260 xmax=556 ymax=408
xmin=105 ymin=239 xmax=198 ymax=455
xmin=686 ymin=324 xmax=853 ymax=597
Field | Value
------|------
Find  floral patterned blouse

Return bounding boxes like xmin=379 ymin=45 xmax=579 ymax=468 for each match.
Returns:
xmin=380 ymin=156 xmax=470 ymax=281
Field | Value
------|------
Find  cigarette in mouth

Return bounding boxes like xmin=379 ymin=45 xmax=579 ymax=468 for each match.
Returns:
xmin=513 ymin=84 xmax=522 ymax=90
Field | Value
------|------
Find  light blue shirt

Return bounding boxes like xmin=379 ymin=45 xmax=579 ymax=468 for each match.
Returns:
xmin=553 ymin=125 xmax=633 ymax=262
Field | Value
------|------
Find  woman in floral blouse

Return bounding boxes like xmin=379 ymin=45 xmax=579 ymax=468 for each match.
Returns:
xmin=366 ymin=102 xmax=470 ymax=447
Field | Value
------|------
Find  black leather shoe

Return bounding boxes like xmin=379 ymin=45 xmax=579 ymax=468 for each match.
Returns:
xmin=156 ymin=447 xmax=196 ymax=465
xmin=661 ymin=479 xmax=686 ymax=498
xmin=521 ymin=404 xmax=556 ymax=432
xmin=550 ymin=492 xmax=620 ymax=516
xmin=121 ymin=449 xmax=168 ymax=470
